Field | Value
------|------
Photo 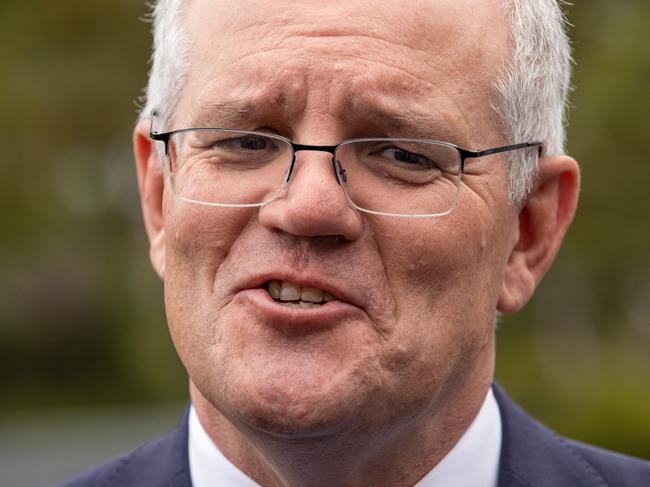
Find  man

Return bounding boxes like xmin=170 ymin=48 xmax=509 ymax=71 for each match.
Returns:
xmin=61 ymin=0 xmax=649 ymax=486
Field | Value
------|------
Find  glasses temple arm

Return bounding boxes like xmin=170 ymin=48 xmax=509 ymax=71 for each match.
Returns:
xmin=458 ymin=142 xmax=543 ymax=170
xmin=469 ymin=142 xmax=543 ymax=158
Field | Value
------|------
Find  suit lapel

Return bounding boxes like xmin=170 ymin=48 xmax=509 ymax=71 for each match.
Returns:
xmin=160 ymin=407 xmax=192 ymax=487
xmin=117 ymin=406 xmax=193 ymax=487
xmin=494 ymin=384 xmax=607 ymax=487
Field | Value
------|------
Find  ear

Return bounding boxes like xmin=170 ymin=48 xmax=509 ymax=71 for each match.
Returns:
xmin=134 ymin=119 xmax=166 ymax=279
xmin=497 ymin=155 xmax=580 ymax=313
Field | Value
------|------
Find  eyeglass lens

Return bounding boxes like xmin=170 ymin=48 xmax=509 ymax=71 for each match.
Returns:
xmin=167 ymin=129 xmax=462 ymax=216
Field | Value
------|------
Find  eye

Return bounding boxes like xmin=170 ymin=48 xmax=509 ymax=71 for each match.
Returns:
xmin=237 ymin=135 xmax=269 ymax=150
xmin=206 ymin=133 xmax=280 ymax=155
xmin=379 ymin=146 xmax=438 ymax=170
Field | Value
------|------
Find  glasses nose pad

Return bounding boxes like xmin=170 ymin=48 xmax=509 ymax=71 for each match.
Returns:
xmin=333 ymin=158 xmax=347 ymax=184
xmin=284 ymin=153 xmax=298 ymax=183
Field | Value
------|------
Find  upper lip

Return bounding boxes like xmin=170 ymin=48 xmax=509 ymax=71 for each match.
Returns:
xmin=233 ymin=269 xmax=364 ymax=308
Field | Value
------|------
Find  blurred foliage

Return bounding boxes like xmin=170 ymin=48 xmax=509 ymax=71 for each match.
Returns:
xmin=497 ymin=0 xmax=650 ymax=459
xmin=0 ymin=0 xmax=648 ymax=460
xmin=0 ymin=0 xmax=186 ymax=410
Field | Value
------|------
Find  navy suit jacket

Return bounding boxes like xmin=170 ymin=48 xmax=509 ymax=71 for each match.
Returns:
xmin=59 ymin=385 xmax=650 ymax=486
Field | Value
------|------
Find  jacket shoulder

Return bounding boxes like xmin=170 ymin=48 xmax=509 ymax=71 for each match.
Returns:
xmin=494 ymin=384 xmax=650 ymax=487
xmin=564 ymin=438 xmax=650 ymax=487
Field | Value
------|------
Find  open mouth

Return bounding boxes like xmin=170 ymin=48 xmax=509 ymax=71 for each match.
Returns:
xmin=265 ymin=280 xmax=337 ymax=308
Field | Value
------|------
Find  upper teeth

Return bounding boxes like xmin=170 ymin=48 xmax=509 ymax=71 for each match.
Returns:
xmin=267 ymin=280 xmax=336 ymax=303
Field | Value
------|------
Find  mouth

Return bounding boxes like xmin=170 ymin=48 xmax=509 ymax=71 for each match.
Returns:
xmin=265 ymin=280 xmax=338 ymax=308
xmin=233 ymin=275 xmax=368 ymax=332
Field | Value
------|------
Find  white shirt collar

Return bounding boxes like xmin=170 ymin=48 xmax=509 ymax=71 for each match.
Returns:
xmin=414 ymin=388 xmax=502 ymax=487
xmin=188 ymin=388 xmax=501 ymax=487
xmin=189 ymin=406 xmax=262 ymax=487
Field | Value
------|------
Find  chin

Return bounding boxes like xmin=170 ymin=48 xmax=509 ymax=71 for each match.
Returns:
xmin=182 ymin=304 xmax=397 ymax=439
xmin=194 ymin=342 xmax=381 ymax=440
xmin=222 ymin=375 xmax=367 ymax=439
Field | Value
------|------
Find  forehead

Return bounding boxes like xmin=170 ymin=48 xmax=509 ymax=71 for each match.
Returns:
xmin=177 ymin=0 xmax=510 ymax=143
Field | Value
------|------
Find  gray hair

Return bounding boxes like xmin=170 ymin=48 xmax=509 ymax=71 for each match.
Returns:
xmin=140 ymin=0 xmax=187 ymax=132
xmin=139 ymin=0 xmax=573 ymax=202
xmin=493 ymin=0 xmax=572 ymax=201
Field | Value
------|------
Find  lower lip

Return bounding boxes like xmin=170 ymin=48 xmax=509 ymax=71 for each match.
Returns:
xmin=237 ymin=288 xmax=361 ymax=331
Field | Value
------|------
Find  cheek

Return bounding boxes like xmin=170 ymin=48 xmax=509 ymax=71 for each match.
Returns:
xmin=378 ymin=217 xmax=484 ymax=310
xmin=374 ymin=211 xmax=509 ymax=348
xmin=163 ymin=194 xmax=258 ymax=287
xmin=161 ymin=197 xmax=256 ymax=368
xmin=369 ymin=215 xmax=507 ymax=404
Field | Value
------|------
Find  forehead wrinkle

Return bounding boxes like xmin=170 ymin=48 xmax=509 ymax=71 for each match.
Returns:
xmin=182 ymin=0 xmax=507 ymax=143
xmin=212 ymin=0 xmax=462 ymax=60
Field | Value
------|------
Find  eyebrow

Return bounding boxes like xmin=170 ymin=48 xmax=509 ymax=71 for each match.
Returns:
xmin=347 ymin=99 xmax=465 ymax=144
xmin=190 ymin=96 xmax=465 ymax=144
xmin=190 ymin=100 xmax=263 ymax=128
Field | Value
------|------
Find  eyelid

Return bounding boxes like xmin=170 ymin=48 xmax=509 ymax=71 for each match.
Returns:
xmin=254 ymin=127 xmax=283 ymax=136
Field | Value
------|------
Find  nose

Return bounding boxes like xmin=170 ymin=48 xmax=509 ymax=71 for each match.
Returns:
xmin=258 ymin=151 xmax=363 ymax=241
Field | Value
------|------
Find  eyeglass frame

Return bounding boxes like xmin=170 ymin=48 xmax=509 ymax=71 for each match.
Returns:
xmin=149 ymin=126 xmax=543 ymax=218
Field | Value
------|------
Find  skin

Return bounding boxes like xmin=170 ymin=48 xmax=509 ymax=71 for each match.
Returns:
xmin=133 ymin=0 xmax=580 ymax=485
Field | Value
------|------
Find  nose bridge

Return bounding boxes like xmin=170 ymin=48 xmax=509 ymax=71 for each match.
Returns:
xmin=258 ymin=141 xmax=363 ymax=241
xmin=292 ymin=143 xmax=337 ymax=155
xmin=288 ymin=143 xmax=340 ymax=182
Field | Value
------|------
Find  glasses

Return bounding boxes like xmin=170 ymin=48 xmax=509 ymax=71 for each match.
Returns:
xmin=150 ymin=128 xmax=542 ymax=218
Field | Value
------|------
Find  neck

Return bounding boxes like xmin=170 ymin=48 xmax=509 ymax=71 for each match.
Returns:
xmin=189 ymin=368 xmax=493 ymax=487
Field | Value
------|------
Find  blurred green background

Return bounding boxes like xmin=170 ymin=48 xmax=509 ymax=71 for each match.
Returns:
xmin=0 ymin=0 xmax=648 ymax=477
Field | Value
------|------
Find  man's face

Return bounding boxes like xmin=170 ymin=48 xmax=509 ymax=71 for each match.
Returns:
xmin=160 ymin=0 xmax=517 ymax=436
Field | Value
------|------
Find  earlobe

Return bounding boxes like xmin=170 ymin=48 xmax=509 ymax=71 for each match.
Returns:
xmin=497 ymin=155 xmax=580 ymax=314
xmin=134 ymin=119 xmax=166 ymax=279
xmin=149 ymin=230 xmax=166 ymax=279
